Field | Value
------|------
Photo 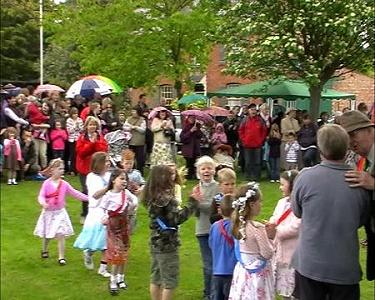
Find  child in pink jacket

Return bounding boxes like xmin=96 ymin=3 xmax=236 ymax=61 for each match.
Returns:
xmin=50 ymin=120 xmax=68 ymax=160
xmin=34 ymin=158 xmax=88 ymax=265
xmin=266 ymin=170 xmax=300 ymax=300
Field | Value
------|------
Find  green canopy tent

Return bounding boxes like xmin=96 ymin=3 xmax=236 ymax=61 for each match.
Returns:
xmin=208 ymin=79 xmax=355 ymax=100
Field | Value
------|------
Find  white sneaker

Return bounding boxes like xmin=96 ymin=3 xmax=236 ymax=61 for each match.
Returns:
xmin=109 ymin=276 xmax=119 ymax=295
xmin=117 ymin=274 xmax=128 ymax=289
xmin=7 ymin=179 xmax=12 ymax=185
xmin=98 ymin=265 xmax=111 ymax=278
xmin=83 ymin=250 xmax=94 ymax=270
xmin=270 ymin=180 xmax=275 ymax=183
xmin=12 ymin=179 xmax=18 ymax=185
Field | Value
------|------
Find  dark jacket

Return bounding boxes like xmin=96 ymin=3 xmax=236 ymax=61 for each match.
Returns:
xmin=180 ymin=122 xmax=203 ymax=158
xmin=297 ymin=123 xmax=318 ymax=148
xmin=148 ymin=194 xmax=197 ymax=253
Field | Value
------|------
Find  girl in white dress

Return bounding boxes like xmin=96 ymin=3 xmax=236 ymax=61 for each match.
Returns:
xmin=73 ymin=152 xmax=111 ymax=277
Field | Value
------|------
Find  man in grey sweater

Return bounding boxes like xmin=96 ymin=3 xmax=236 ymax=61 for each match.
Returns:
xmin=291 ymin=124 xmax=370 ymax=300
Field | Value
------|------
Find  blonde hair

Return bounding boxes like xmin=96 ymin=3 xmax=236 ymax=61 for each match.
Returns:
xmin=195 ymin=156 xmax=217 ymax=179
xmin=5 ymin=126 xmax=17 ymax=138
xmin=217 ymin=167 xmax=236 ymax=183
xmin=84 ymin=116 xmax=100 ymax=131
xmin=195 ymin=155 xmax=216 ymax=169
xmin=49 ymin=158 xmax=64 ymax=169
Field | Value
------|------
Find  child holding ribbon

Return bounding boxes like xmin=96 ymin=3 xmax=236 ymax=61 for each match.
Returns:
xmin=34 ymin=158 xmax=88 ymax=265
xmin=142 ymin=165 xmax=198 ymax=300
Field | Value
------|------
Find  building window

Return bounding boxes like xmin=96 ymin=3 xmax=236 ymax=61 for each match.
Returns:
xmin=159 ymin=85 xmax=175 ymax=104
xmin=285 ymin=100 xmax=297 ymax=109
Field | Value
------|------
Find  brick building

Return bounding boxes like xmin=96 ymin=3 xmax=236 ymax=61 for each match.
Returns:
xmin=129 ymin=45 xmax=374 ymax=114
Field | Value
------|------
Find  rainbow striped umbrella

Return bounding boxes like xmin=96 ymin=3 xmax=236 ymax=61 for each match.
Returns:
xmin=82 ymin=75 xmax=123 ymax=94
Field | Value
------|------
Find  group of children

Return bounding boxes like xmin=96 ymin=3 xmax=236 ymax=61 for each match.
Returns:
xmin=189 ymin=156 xmax=300 ymax=300
xmin=32 ymin=148 xmax=301 ymax=299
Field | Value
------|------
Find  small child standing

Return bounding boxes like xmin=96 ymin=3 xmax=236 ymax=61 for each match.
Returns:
xmin=66 ymin=107 xmax=84 ymax=174
xmin=229 ymin=183 xmax=274 ymax=300
xmin=141 ymin=165 xmax=198 ymax=300
xmin=284 ymin=132 xmax=300 ymax=170
xmin=267 ymin=170 xmax=300 ymax=300
xmin=50 ymin=119 xmax=68 ymax=159
xmin=189 ymin=156 xmax=220 ymax=300
xmin=121 ymin=149 xmax=145 ymax=195
xmin=268 ymin=123 xmax=282 ymax=182
xmin=209 ymin=195 xmax=237 ymax=300
xmin=210 ymin=123 xmax=228 ymax=147
xmin=3 ymin=127 xmax=22 ymax=185
xmin=210 ymin=167 xmax=237 ymax=224
xmin=121 ymin=149 xmax=145 ymax=233
xmin=101 ymin=169 xmax=138 ymax=295
xmin=34 ymin=159 xmax=88 ymax=265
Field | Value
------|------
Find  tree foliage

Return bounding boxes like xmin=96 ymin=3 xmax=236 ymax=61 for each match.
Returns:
xmin=43 ymin=44 xmax=81 ymax=88
xmin=0 ymin=0 xmax=41 ymax=81
xmin=218 ymin=0 xmax=374 ymax=118
xmin=47 ymin=0 xmax=216 ymax=97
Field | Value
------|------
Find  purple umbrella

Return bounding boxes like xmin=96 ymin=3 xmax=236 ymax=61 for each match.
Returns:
xmin=181 ymin=109 xmax=214 ymax=124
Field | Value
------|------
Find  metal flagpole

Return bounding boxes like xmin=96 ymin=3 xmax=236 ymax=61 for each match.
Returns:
xmin=39 ymin=0 xmax=44 ymax=85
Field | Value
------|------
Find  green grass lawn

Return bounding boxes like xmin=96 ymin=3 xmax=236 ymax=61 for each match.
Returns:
xmin=1 ymin=171 xmax=373 ymax=299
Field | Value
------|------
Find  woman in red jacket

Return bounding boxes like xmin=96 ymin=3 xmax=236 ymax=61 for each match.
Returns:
xmin=76 ymin=116 xmax=108 ymax=223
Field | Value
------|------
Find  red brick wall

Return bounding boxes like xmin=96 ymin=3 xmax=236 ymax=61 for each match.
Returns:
xmin=206 ymin=45 xmax=253 ymax=92
xmin=332 ymin=71 xmax=374 ymax=111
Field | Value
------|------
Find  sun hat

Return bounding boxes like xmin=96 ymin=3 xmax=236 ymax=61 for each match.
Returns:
xmin=213 ymin=144 xmax=233 ymax=156
xmin=340 ymin=110 xmax=374 ymax=133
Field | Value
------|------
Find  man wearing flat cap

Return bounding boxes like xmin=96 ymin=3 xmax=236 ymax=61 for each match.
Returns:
xmin=341 ymin=110 xmax=374 ymax=281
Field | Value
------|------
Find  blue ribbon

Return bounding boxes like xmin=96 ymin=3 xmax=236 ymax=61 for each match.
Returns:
xmin=234 ymin=240 xmax=267 ymax=274
xmin=156 ymin=217 xmax=177 ymax=232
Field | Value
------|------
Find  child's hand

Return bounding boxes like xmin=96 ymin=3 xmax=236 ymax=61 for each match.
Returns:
xmin=190 ymin=186 xmax=202 ymax=201
xmin=101 ymin=216 xmax=108 ymax=225
xmin=265 ymin=222 xmax=277 ymax=239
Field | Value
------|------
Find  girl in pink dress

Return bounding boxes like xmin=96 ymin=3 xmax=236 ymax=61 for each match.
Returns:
xmin=34 ymin=158 xmax=88 ymax=265
xmin=267 ymin=170 xmax=300 ymax=300
xmin=3 ymin=127 xmax=22 ymax=185
xmin=229 ymin=183 xmax=274 ymax=300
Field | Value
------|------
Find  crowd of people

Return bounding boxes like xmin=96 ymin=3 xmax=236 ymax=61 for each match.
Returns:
xmin=0 ymin=83 xmax=374 ymax=300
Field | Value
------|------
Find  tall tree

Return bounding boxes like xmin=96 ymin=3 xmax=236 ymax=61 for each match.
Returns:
xmin=47 ymin=0 xmax=215 ymax=97
xmin=0 ymin=0 xmax=41 ymax=82
xmin=218 ymin=0 xmax=374 ymax=119
xmin=43 ymin=44 xmax=81 ymax=88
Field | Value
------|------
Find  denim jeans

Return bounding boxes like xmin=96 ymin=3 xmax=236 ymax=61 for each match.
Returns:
xmin=269 ymin=157 xmax=280 ymax=180
xmin=244 ymin=147 xmax=262 ymax=181
xmin=197 ymin=235 xmax=212 ymax=298
xmin=211 ymin=275 xmax=232 ymax=300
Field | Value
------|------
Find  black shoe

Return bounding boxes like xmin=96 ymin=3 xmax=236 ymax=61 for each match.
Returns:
xmin=41 ymin=251 xmax=49 ymax=259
